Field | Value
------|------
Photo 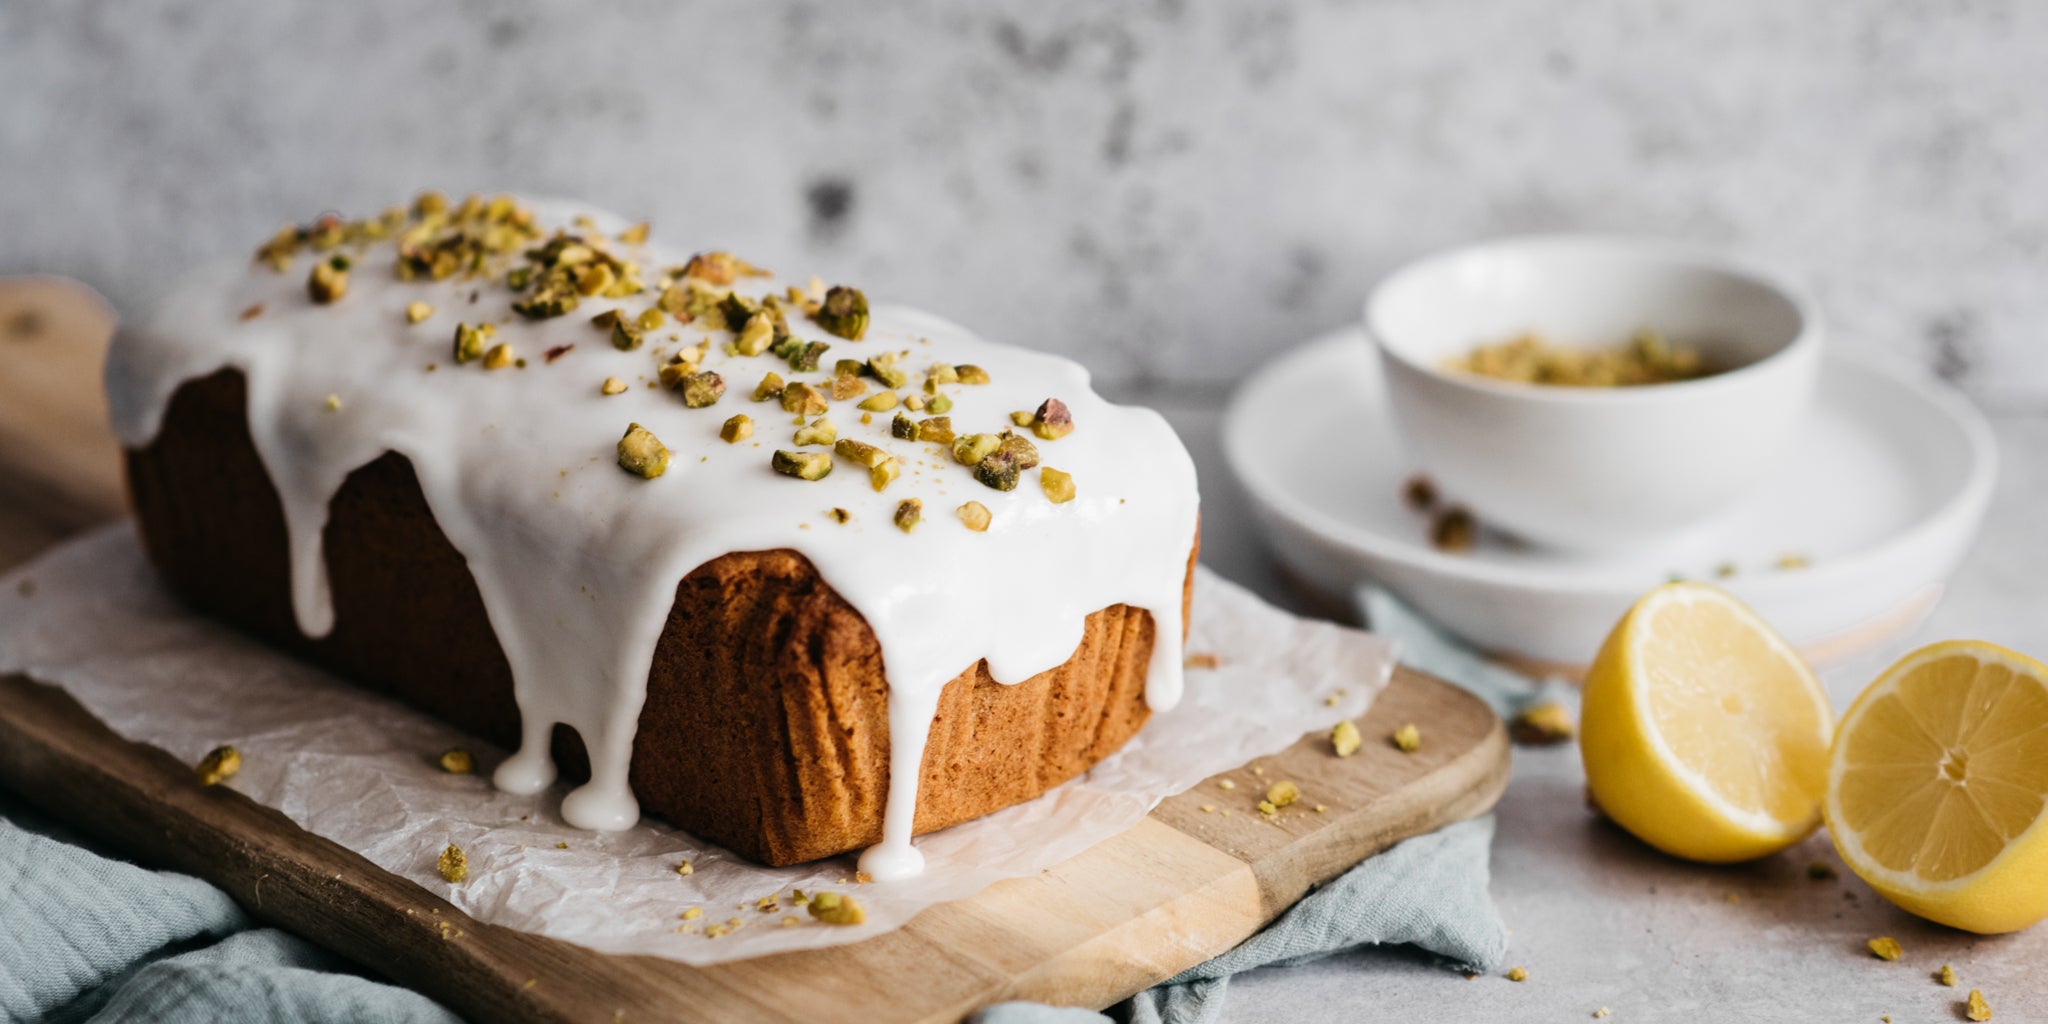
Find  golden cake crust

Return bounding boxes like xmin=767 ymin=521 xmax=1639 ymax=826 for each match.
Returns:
xmin=126 ymin=368 xmax=1195 ymax=865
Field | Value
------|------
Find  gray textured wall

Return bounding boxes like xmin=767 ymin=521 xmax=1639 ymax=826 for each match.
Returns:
xmin=5 ymin=1 xmax=2045 ymax=407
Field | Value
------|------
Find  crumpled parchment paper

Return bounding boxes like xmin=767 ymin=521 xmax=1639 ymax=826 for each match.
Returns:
xmin=0 ymin=525 xmax=1392 ymax=964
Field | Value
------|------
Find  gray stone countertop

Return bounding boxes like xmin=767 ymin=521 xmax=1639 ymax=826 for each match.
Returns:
xmin=1133 ymin=394 xmax=2048 ymax=1024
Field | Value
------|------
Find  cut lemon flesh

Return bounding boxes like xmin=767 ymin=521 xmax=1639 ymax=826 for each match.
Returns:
xmin=1581 ymin=583 xmax=1833 ymax=862
xmin=1826 ymin=640 xmax=2048 ymax=933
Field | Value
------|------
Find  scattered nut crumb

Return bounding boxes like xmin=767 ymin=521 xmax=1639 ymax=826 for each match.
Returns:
xmin=1592 ymin=1009 xmax=1610 ymax=1019
xmin=676 ymin=860 xmax=694 ymax=877
xmin=957 ymin=501 xmax=992 ymax=532
xmin=1941 ymin=964 xmax=1958 ymax=987
xmin=1200 ymin=804 xmax=1216 ymax=813
xmin=438 ymin=844 xmax=468 ymax=883
xmin=1185 ymin=652 xmax=1222 ymax=669
xmin=1967 ymin=988 xmax=1992 ymax=1021
xmin=324 ymin=394 xmax=341 ymax=411
xmin=1777 ymin=552 xmax=1811 ymax=571
xmin=617 ymin=423 xmax=670 ymax=479
xmin=1867 ymin=936 xmax=1902 ymax=961
xmin=1218 ymin=779 xmax=1236 ymax=791
xmin=808 ymin=891 xmax=866 ymax=926
xmin=721 ymin=414 xmax=754 ymax=443
xmin=195 ymin=745 xmax=241 ymax=786
xmin=437 ymin=748 xmax=474 ymax=774
xmin=1509 ymin=702 xmax=1576 ymax=745
xmin=682 ymin=907 xmax=702 ymax=920
xmin=1430 ymin=506 xmax=1476 ymax=553
xmin=1332 ymin=720 xmax=1363 ymax=758
xmin=1265 ymin=780 xmax=1300 ymax=808
xmin=1391 ymin=723 xmax=1421 ymax=753
xmin=1314 ymin=804 xmax=1328 ymax=813
xmin=405 ymin=301 xmax=434 ymax=324
xmin=601 ymin=376 xmax=628 ymax=396
xmin=1506 ymin=966 xmax=1528 ymax=982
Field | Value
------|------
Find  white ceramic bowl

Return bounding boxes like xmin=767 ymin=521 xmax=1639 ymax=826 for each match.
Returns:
xmin=1366 ymin=236 xmax=1823 ymax=552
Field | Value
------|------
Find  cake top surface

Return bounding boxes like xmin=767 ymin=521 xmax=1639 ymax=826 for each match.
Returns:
xmin=107 ymin=193 xmax=1200 ymax=879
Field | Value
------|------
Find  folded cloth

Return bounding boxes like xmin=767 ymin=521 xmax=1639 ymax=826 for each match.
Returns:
xmin=0 ymin=794 xmax=457 ymax=1024
xmin=973 ymin=585 xmax=1545 ymax=1024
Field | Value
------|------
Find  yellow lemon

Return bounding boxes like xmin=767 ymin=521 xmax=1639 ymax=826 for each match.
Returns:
xmin=1581 ymin=583 xmax=1833 ymax=862
xmin=1825 ymin=640 xmax=2048 ymax=933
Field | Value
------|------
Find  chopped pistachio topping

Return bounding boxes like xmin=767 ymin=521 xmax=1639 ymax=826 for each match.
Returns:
xmin=753 ymin=371 xmax=786 ymax=402
xmin=789 ymin=340 xmax=831 ymax=373
xmin=405 ymin=301 xmax=434 ymax=324
xmin=601 ymin=376 xmax=628 ymax=396
xmin=438 ymin=843 xmax=469 ymax=884
xmin=926 ymin=393 xmax=953 ymax=414
xmin=925 ymin=362 xmax=960 ymax=389
xmin=771 ymin=449 xmax=833 ymax=481
xmin=807 ymin=891 xmax=866 ymax=926
xmin=721 ymin=414 xmax=754 ymax=443
xmin=1508 ymin=702 xmax=1576 ymax=745
xmin=308 ymin=255 xmax=350 ymax=304
xmin=958 ymin=501 xmax=992 ymax=532
xmin=780 ymin=382 xmax=828 ymax=416
xmin=973 ymin=432 xmax=1041 ymax=491
xmin=681 ymin=371 xmax=727 ymax=408
xmin=915 ymin=416 xmax=955 ymax=444
xmin=813 ymin=286 xmax=869 ymax=340
xmin=1031 ymin=398 xmax=1075 ymax=440
xmin=831 ymin=374 xmax=868 ymax=401
xmin=833 ymin=438 xmax=890 ymax=468
xmin=1390 ymin=723 xmax=1422 ymax=753
xmin=1505 ymin=966 xmax=1528 ymax=983
xmin=635 ymin=307 xmax=666 ymax=333
xmin=952 ymin=433 xmax=1001 ymax=466
xmin=870 ymin=457 xmax=900 ymax=491
xmin=894 ymin=498 xmax=923 ymax=533
xmin=682 ymin=251 xmax=740 ymax=285
xmin=196 ymin=745 xmax=242 ymax=786
xmin=617 ymin=422 xmax=671 ymax=479
xmin=1009 ymin=410 xmax=1034 ymax=427
xmin=1967 ymin=989 xmax=1991 ymax=1021
xmin=452 ymin=322 xmax=495 ymax=364
xmin=1331 ymin=720 xmax=1362 ymax=758
xmin=438 ymin=748 xmax=475 ymax=774
xmin=610 ymin=319 xmax=645 ymax=351
xmin=1040 ymin=467 xmax=1076 ymax=504
xmin=867 ymin=353 xmax=908 ymax=389
xmin=482 ymin=342 xmax=515 ymax=370
xmin=618 ymin=221 xmax=650 ymax=245
xmin=735 ymin=311 xmax=776 ymax=355
xmin=827 ymin=507 xmax=852 ymax=524
xmin=857 ymin=391 xmax=899 ymax=412
xmin=1867 ymin=936 xmax=1902 ymax=961
xmin=956 ymin=364 xmax=991 ymax=385
xmin=1265 ymin=780 xmax=1300 ymax=808
xmin=903 ymin=393 xmax=926 ymax=412
xmin=793 ymin=417 xmax=838 ymax=446
xmin=891 ymin=412 xmax=918 ymax=441
xmin=1941 ymin=964 xmax=1959 ymax=987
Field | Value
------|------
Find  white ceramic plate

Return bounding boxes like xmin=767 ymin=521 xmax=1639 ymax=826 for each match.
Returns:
xmin=1222 ymin=327 xmax=1998 ymax=669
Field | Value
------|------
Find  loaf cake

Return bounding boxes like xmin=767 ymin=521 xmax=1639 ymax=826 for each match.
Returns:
xmin=107 ymin=194 xmax=1200 ymax=877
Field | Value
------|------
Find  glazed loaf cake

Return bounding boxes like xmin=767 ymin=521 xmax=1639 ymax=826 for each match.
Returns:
xmin=109 ymin=194 xmax=1201 ymax=876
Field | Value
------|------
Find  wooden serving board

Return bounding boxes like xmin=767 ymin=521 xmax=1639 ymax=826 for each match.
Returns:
xmin=0 ymin=277 xmax=1509 ymax=1023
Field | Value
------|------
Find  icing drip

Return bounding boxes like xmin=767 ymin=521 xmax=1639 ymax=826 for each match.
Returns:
xmin=106 ymin=198 xmax=1200 ymax=876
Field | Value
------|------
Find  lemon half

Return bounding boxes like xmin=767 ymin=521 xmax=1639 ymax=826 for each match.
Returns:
xmin=1581 ymin=583 xmax=1834 ymax=862
xmin=1826 ymin=640 xmax=2048 ymax=933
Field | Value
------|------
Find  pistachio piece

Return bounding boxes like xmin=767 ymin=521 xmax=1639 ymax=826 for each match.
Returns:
xmin=1031 ymin=398 xmax=1074 ymax=440
xmin=813 ymin=286 xmax=869 ymax=340
xmin=793 ymin=417 xmax=837 ymax=446
xmin=452 ymin=322 xmax=495 ymax=364
xmin=682 ymin=251 xmax=739 ymax=286
xmin=833 ymin=438 xmax=891 ymax=468
xmin=857 ymin=391 xmax=899 ymax=412
xmin=952 ymin=433 xmax=1001 ymax=466
xmin=635 ymin=307 xmax=667 ymax=333
xmin=771 ymin=449 xmax=833 ymax=481
xmin=720 ymin=413 xmax=754 ymax=443
xmin=1331 ymin=720 xmax=1362 ymax=757
xmin=610 ymin=319 xmax=644 ymax=351
xmin=307 ymin=255 xmax=350 ymax=304
xmin=753 ymin=371 xmax=786 ymax=402
xmin=955 ymin=364 xmax=991 ymax=385
xmin=891 ymin=412 xmax=918 ymax=441
xmin=807 ymin=891 xmax=866 ymax=926
xmin=903 ymin=393 xmax=926 ymax=412
xmin=973 ymin=432 xmax=1040 ymax=491
xmin=870 ymin=457 xmax=901 ymax=491
xmin=482 ymin=342 xmax=515 ymax=370
xmin=957 ymin=501 xmax=992 ymax=532
xmin=1009 ymin=410 xmax=1034 ymax=427
xmin=925 ymin=362 xmax=960 ymax=389
xmin=779 ymin=382 xmax=828 ymax=416
xmin=438 ymin=843 xmax=469 ymax=884
xmin=196 ymin=745 xmax=242 ymax=786
xmin=405 ymin=301 xmax=434 ymax=324
xmin=601 ymin=376 xmax=629 ymax=396
xmin=1390 ymin=723 xmax=1422 ymax=753
xmin=681 ymin=371 xmax=727 ymax=408
xmin=1040 ymin=466 xmax=1076 ymax=504
xmin=658 ymin=356 xmax=696 ymax=390
xmin=894 ymin=498 xmax=923 ymax=533
xmin=915 ymin=416 xmax=954 ymax=444
xmin=866 ymin=353 xmax=908 ymax=389
xmin=718 ymin=291 xmax=760 ymax=333
xmin=511 ymin=286 xmax=579 ymax=319
xmin=617 ymin=423 xmax=671 ymax=479
xmin=789 ymin=340 xmax=830 ymax=373
xmin=827 ymin=507 xmax=852 ymax=524
xmin=572 ymin=261 xmax=616 ymax=297
xmin=831 ymin=373 xmax=868 ymax=400
xmin=735 ymin=310 xmax=776 ymax=356
xmin=925 ymin=393 xmax=953 ymax=414
xmin=438 ymin=748 xmax=475 ymax=774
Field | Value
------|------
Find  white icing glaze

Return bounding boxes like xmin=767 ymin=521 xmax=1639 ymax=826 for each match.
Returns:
xmin=105 ymin=198 xmax=1199 ymax=878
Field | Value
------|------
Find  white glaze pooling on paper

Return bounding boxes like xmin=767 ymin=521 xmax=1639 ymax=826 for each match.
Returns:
xmin=104 ymin=199 xmax=1200 ymax=877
